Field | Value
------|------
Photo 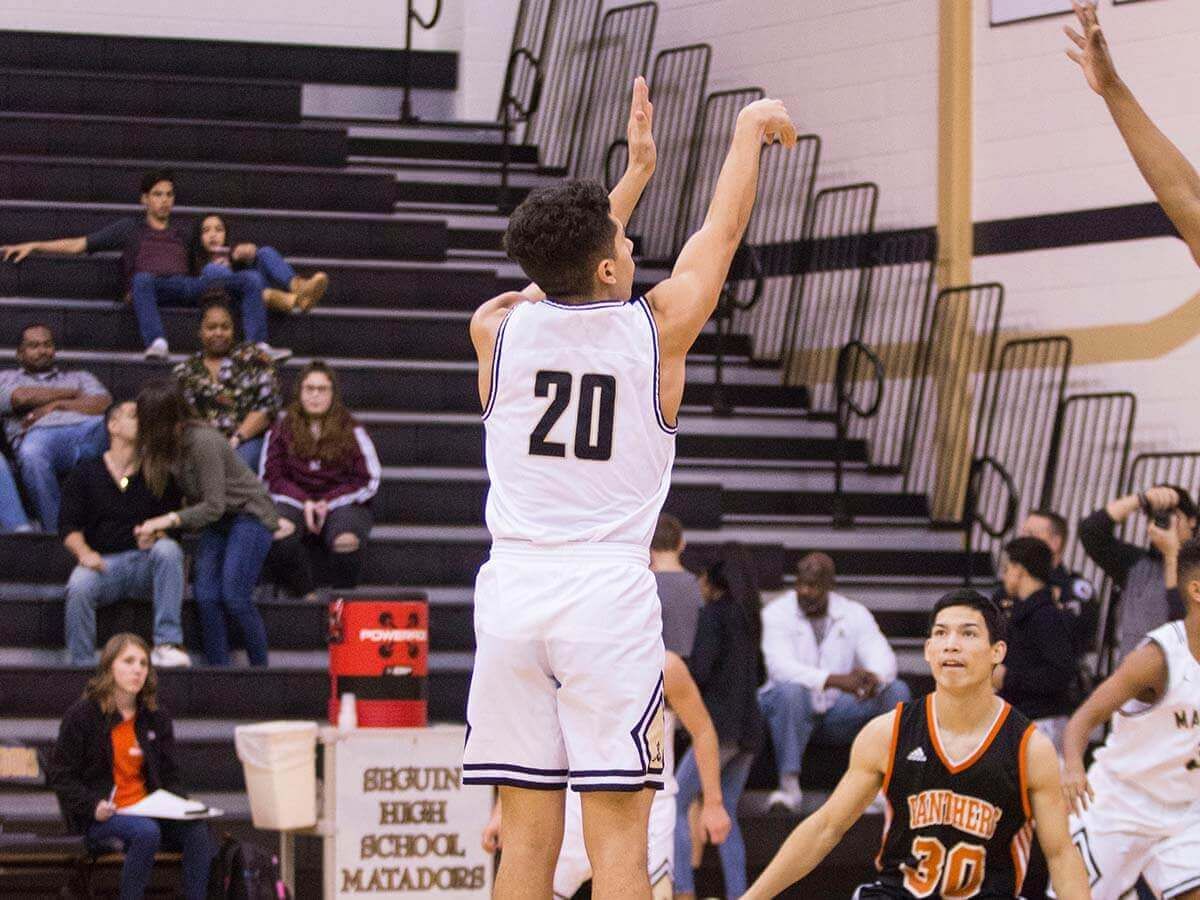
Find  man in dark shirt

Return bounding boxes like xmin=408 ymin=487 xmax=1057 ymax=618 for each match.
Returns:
xmin=993 ymin=536 xmax=1076 ymax=751
xmin=60 ymin=400 xmax=189 ymax=668
xmin=1080 ymin=484 xmax=1194 ymax=662
xmin=1 ymin=169 xmax=287 ymax=361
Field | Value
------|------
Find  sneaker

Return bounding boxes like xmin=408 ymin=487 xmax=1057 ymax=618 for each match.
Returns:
xmin=256 ymin=342 xmax=293 ymax=363
xmin=766 ymin=788 xmax=802 ymax=814
xmin=150 ymin=644 xmax=191 ymax=668
xmin=143 ymin=337 xmax=169 ymax=360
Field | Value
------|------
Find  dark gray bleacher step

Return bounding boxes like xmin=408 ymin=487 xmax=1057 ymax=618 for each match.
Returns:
xmin=0 ymin=67 xmax=302 ymax=122
xmin=0 ymin=31 xmax=457 ymax=90
xmin=0 ymin=111 xmax=347 ymax=166
xmin=0 ymin=201 xmax=446 ymax=261
xmin=0 ymin=155 xmax=397 ymax=214
xmin=0 ymin=255 xmax=507 ymax=309
xmin=45 ymin=354 xmax=808 ymax=415
xmin=0 ymin=650 xmax=470 ymax=720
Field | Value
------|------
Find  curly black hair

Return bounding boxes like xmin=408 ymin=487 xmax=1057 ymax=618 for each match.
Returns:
xmin=502 ymin=180 xmax=616 ymax=297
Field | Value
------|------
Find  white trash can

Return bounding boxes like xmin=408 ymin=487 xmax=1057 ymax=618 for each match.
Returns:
xmin=234 ymin=721 xmax=318 ymax=830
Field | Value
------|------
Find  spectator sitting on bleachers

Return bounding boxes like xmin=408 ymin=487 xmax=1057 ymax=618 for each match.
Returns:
xmin=47 ymin=633 xmax=214 ymax=900
xmin=60 ymin=400 xmax=190 ymax=669
xmin=133 ymin=379 xmax=279 ymax=666
xmin=189 ymin=213 xmax=327 ymax=314
xmin=1081 ymin=484 xmax=1195 ymax=661
xmin=650 ymin=513 xmax=702 ymax=658
xmin=0 ymin=324 xmax=111 ymax=532
xmin=263 ymin=362 xmax=379 ymax=599
xmin=172 ymin=290 xmax=281 ymax=473
xmin=992 ymin=509 xmax=1098 ymax=656
xmin=674 ymin=544 xmax=765 ymax=900
xmin=0 ymin=169 xmax=289 ymax=362
xmin=758 ymin=551 xmax=910 ymax=814
xmin=994 ymin=536 xmax=1076 ymax=752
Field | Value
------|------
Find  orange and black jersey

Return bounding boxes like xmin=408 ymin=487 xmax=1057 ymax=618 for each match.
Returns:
xmin=860 ymin=695 xmax=1037 ymax=899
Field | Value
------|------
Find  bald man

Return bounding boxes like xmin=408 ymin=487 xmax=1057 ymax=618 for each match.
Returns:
xmin=758 ymin=552 xmax=910 ymax=812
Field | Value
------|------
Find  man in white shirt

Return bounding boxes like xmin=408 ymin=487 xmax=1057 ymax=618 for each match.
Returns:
xmin=758 ymin=552 xmax=910 ymax=812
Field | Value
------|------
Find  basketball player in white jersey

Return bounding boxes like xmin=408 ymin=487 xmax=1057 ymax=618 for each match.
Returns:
xmin=1060 ymin=536 xmax=1200 ymax=900
xmin=480 ymin=651 xmax=731 ymax=899
xmin=461 ymin=74 xmax=796 ymax=900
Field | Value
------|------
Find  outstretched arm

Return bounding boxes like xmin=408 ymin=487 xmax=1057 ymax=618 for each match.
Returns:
xmin=1065 ymin=1 xmax=1200 ymax=263
xmin=1061 ymin=640 xmax=1167 ymax=815
xmin=741 ymin=711 xmax=892 ymax=899
xmin=1026 ymin=730 xmax=1091 ymax=899
xmin=663 ymin=651 xmax=731 ymax=845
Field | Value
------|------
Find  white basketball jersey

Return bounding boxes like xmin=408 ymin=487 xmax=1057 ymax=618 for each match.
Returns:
xmin=1091 ymin=621 xmax=1200 ymax=808
xmin=482 ymin=297 xmax=676 ymax=549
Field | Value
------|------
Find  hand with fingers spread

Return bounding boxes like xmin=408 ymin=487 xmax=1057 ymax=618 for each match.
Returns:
xmin=737 ymin=98 xmax=798 ymax=149
xmin=1064 ymin=1 xmax=1120 ymax=97
xmin=626 ymin=75 xmax=656 ymax=174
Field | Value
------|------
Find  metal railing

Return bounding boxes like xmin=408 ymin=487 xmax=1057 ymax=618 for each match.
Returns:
xmin=400 ymin=0 xmax=444 ymax=123
xmin=970 ymin=336 xmax=1073 ymax=567
xmin=832 ymin=340 xmax=884 ymax=528
xmin=902 ymin=284 xmax=1005 ymax=521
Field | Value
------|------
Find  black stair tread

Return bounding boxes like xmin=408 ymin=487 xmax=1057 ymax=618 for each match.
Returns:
xmin=0 ymin=204 xmax=446 ymax=262
xmin=0 ymin=31 xmax=457 ymax=90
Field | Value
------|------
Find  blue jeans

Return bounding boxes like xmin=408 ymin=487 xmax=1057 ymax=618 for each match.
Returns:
xmin=760 ymin=679 xmax=912 ymax=777
xmin=86 ymin=814 xmax=214 ymax=900
xmin=194 ymin=514 xmax=272 ymax=665
xmin=64 ymin=540 xmax=185 ymax=665
xmin=15 ymin=419 xmax=107 ymax=531
xmin=234 ymin=435 xmax=264 ymax=474
xmin=132 ymin=270 xmax=268 ymax=347
xmin=674 ymin=744 xmax=755 ymax=896
xmin=0 ymin=453 xmax=30 ymax=531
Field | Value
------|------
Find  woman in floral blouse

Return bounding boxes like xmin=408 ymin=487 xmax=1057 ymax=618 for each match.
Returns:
xmin=172 ymin=289 xmax=281 ymax=472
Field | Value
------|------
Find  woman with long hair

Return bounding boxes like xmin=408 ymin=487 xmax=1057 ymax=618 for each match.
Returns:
xmin=188 ymin=212 xmax=327 ymax=313
xmin=133 ymin=378 xmax=278 ymax=665
xmin=48 ymin=633 xmax=214 ymax=899
xmin=171 ymin=290 xmax=281 ymax=472
xmin=673 ymin=543 xmax=765 ymax=900
xmin=263 ymin=361 xmax=380 ymax=597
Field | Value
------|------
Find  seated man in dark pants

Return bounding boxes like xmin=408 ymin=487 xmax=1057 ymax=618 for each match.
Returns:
xmin=60 ymin=401 xmax=189 ymax=668
xmin=1 ymin=169 xmax=289 ymax=362
xmin=994 ymin=536 xmax=1076 ymax=752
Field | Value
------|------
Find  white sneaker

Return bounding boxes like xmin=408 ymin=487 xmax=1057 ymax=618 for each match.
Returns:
xmin=766 ymin=788 xmax=802 ymax=814
xmin=150 ymin=644 xmax=191 ymax=668
xmin=256 ymin=342 xmax=293 ymax=363
xmin=144 ymin=337 xmax=169 ymax=360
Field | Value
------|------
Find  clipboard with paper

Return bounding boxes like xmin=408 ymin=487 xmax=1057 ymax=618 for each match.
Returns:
xmin=116 ymin=789 xmax=224 ymax=820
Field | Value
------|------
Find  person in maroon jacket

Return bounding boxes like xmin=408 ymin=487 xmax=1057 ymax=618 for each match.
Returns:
xmin=262 ymin=361 xmax=380 ymax=598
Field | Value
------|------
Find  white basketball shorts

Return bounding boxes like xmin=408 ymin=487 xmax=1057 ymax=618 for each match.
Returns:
xmin=1066 ymin=767 xmax=1200 ymax=900
xmin=552 ymin=788 xmax=676 ymax=899
xmin=462 ymin=541 xmax=666 ymax=793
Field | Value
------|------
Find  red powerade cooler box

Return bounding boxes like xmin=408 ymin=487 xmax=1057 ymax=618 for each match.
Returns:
xmin=328 ymin=595 xmax=428 ymax=727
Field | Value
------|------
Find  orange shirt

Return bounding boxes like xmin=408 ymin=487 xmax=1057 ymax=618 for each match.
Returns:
xmin=111 ymin=717 xmax=147 ymax=808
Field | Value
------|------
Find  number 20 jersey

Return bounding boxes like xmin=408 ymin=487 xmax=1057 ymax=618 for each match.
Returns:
xmin=482 ymin=297 xmax=676 ymax=549
xmin=871 ymin=696 xmax=1036 ymax=899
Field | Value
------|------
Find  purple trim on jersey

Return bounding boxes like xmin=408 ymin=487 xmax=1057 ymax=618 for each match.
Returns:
xmin=635 ymin=297 xmax=678 ymax=435
xmin=481 ymin=307 xmax=514 ymax=421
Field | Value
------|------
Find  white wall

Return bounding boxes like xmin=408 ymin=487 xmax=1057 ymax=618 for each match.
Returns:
xmin=652 ymin=0 xmax=940 ymax=230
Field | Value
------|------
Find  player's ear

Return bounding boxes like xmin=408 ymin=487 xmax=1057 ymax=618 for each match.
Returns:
xmin=991 ymin=639 xmax=1007 ymax=666
xmin=596 ymin=257 xmax=618 ymax=286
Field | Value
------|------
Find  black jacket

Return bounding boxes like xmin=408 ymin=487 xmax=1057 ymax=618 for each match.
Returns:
xmin=47 ymin=696 xmax=183 ymax=834
xmin=688 ymin=596 xmax=764 ymax=752
xmin=999 ymin=587 xmax=1077 ymax=720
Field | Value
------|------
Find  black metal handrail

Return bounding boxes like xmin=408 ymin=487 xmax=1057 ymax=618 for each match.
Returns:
xmin=400 ymin=0 xmax=444 ymax=123
xmin=962 ymin=455 xmax=1019 ymax=585
xmin=498 ymin=47 xmax=546 ymax=212
xmin=832 ymin=340 xmax=884 ymax=528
